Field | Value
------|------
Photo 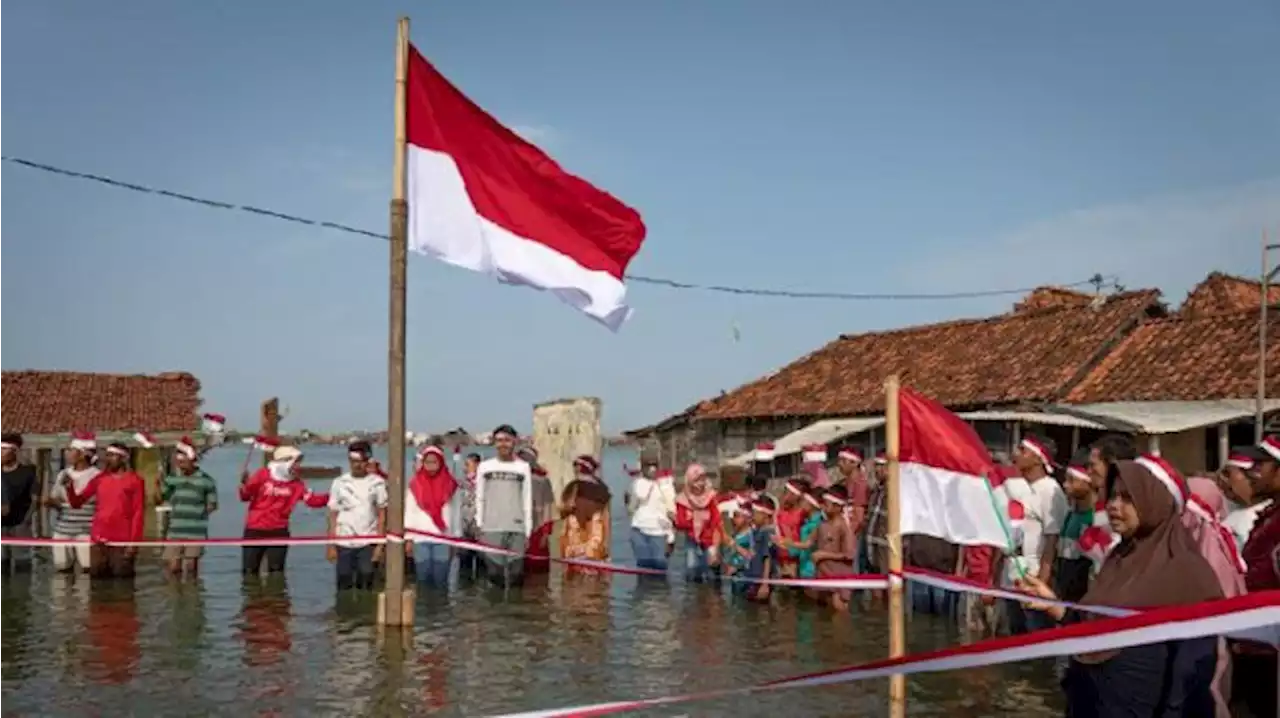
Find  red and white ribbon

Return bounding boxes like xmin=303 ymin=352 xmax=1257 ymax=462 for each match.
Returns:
xmin=490 ymin=591 xmax=1280 ymax=718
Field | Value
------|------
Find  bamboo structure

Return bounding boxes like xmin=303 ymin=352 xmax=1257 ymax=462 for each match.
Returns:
xmin=884 ymin=375 xmax=906 ymax=718
xmin=378 ymin=15 xmax=413 ymax=627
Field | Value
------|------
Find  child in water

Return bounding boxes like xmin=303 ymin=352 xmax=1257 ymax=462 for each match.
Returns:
xmin=741 ymin=498 xmax=779 ymax=603
xmin=723 ymin=502 xmax=754 ymax=590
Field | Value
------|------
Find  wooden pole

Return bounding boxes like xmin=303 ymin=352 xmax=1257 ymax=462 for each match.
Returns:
xmin=379 ymin=15 xmax=412 ymax=628
xmin=884 ymin=375 xmax=906 ymax=718
xmin=260 ymin=398 xmax=280 ymax=468
xmin=1259 ymin=228 xmax=1270 ymax=443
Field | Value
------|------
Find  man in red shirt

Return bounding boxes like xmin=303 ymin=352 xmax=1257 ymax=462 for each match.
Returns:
xmin=61 ymin=442 xmax=145 ymax=579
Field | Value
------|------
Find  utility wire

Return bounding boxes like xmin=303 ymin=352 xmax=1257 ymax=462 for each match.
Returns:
xmin=2 ymin=155 xmax=1110 ymax=300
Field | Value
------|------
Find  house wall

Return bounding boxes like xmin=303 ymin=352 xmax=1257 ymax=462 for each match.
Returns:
xmin=1149 ymin=429 xmax=1210 ymax=476
xmin=532 ymin=397 xmax=603 ymax=502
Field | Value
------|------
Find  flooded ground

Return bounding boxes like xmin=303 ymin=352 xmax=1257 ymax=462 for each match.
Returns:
xmin=1 ymin=446 xmax=1063 ymax=717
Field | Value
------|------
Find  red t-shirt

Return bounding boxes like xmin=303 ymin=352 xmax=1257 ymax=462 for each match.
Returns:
xmin=239 ymin=468 xmax=328 ymax=531
xmin=66 ymin=470 xmax=145 ymax=543
xmin=776 ymin=507 xmax=805 ymax=562
xmin=1243 ymin=502 xmax=1280 ymax=592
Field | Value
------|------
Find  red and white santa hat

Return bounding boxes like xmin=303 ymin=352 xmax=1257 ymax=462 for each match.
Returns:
xmin=134 ymin=432 xmax=156 ymax=449
xmin=1225 ymin=452 xmax=1255 ymax=470
xmin=754 ymin=443 xmax=775 ymax=462
xmin=873 ymin=451 xmax=888 ymax=466
xmin=1064 ymin=462 xmax=1091 ymax=483
xmin=1019 ymin=437 xmax=1056 ymax=472
xmin=252 ymin=434 xmax=281 ymax=452
xmin=801 ymin=443 xmax=827 ymax=463
xmin=1134 ymin=453 xmax=1189 ymax=509
xmin=837 ymin=447 xmax=863 ymax=463
xmin=174 ymin=436 xmax=198 ymax=461
xmin=201 ymin=413 xmax=227 ymax=434
xmin=1258 ymin=435 xmax=1280 ymax=463
xmin=574 ymin=455 xmax=601 ymax=477
xmin=69 ymin=430 xmax=97 ymax=451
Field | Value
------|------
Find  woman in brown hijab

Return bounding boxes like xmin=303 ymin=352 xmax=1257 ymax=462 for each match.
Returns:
xmin=1019 ymin=455 xmax=1224 ymax=718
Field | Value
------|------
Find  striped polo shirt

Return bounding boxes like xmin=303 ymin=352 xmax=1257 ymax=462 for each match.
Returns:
xmin=52 ymin=467 xmax=99 ymax=535
xmin=161 ymin=471 xmax=218 ymax=539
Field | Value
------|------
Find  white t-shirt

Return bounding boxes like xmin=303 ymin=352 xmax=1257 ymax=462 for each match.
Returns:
xmin=629 ymin=476 xmax=676 ymax=539
xmin=1224 ymin=499 xmax=1273 ymax=550
xmin=328 ymin=473 xmax=389 ymax=548
xmin=1000 ymin=475 xmax=1069 ymax=586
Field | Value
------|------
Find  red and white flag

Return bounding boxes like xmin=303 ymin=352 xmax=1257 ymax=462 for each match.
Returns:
xmin=899 ymin=387 xmax=1008 ymax=547
xmin=405 ymin=47 xmax=646 ymax=331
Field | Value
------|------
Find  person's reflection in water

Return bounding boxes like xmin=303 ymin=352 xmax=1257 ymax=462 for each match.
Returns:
xmin=236 ymin=576 xmax=292 ymax=669
xmin=84 ymin=582 xmax=141 ymax=685
xmin=0 ymin=569 xmax=34 ymax=681
xmin=561 ymin=570 xmax=610 ymax=687
xmin=167 ymin=580 xmax=209 ymax=673
xmin=417 ymin=645 xmax=451 ymax=713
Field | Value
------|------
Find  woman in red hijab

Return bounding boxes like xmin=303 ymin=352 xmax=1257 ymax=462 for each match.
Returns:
xmin=404 ymin=446 xmax=462 ymax=588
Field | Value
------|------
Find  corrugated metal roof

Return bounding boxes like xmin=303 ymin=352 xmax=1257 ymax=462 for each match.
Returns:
xmin=723 ymin=410 xmax=1106 ymax=467
xmin=725 ymin=417 xmax=887 ymax=466
xmin=1050 ymin=399 xmax=1280 ymax=434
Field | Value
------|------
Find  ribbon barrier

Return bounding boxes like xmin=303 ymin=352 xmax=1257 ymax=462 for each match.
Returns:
xmin=489 ymin=592 xmax=1280 ymax=718
xmin=0 ymin=529 xmax=1255 ymax=621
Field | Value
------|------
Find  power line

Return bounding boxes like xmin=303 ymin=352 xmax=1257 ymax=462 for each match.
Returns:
xmin=2 ymin=155 xmax=1110 ymax=300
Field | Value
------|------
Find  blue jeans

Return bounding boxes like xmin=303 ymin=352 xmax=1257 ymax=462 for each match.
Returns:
xmin=684 ymin=543 xmax=716 ymax=582
xmin=336 ymin=545 xmax=376 ymax=590
xmin=630 ymin=528 xmax=669 ymax=571
xmin=412 ymin=542 xmax=454 ymax=587
xmin=910 ymin=582 xmax=956 ymax=617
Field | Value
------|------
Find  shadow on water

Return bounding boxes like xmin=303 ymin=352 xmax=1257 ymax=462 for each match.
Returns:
xmin=1 ymin=446 xmax=1065 ymax=717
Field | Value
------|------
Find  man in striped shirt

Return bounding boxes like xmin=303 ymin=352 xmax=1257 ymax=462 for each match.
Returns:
xmin=159 ymin=437 xmax=218 ymax=578
xmin=46 ymin=432 xmax=100 ymax=573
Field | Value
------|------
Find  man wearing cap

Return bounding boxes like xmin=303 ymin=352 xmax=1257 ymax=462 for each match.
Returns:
xmin=474 ymin=424 xmax=534 ymax=587
xmin=47 ymin=432 xmax=99 ymax=574
xmin=61 ymin=442 xmax=146 ymax=579
xmin=159 ymin=436 xmax=219 ymax=578
xmin=1001 ymin=434 xmax=1068 ymax=634
xmin=1231 ymin=436 xmax=1280 ymax=718
xmin=1 ymin=433 xmax=38 ymax=574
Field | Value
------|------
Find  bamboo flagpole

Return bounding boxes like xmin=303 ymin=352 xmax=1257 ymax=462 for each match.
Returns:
xmin=378 ymin=15 xmax=413 ymax=627
xmin=884 ymin=375 xmax=906 ymax=718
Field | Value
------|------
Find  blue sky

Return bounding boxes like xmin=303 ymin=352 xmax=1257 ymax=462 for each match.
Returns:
xmin=4 ymin=1 xmax=1278 ymax=434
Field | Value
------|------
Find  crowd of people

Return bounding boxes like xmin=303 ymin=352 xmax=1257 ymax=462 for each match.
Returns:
xmin=2 ymin=425 xmax=1278 ymax=717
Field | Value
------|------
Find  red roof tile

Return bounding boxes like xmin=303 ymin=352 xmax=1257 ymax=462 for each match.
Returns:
xmin=1012 ymin=287 xmax=1096 ymax=314
xmin=1180 ymin=271 xmax=1280 ymax=318
xmin=1 ymin=371 xmax=202 ymax=435
xmin=697 ymin=291 xmax=1162 ymax=420
xmin=1065 ymin=309 xmax=1280 ymax=403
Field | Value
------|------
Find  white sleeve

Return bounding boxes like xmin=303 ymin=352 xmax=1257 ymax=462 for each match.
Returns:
xmin=1041 ymin=483 xmax=1069 ymax=536
xmin=523 ymin=465 xmax=535 ymax=537
xmin=326 ymin=480 xmax=342 ymax=511
xmin=375 ymin=479 xmax=389 ymax=508
xmin=473 ymin=465 xmax=486 ymax=533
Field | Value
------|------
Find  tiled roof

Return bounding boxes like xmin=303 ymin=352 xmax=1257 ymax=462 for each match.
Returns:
xmin=1180 ymin=271 xmax=1280 ymax=318
xmin=1 ymin=371 xmax=202 ymax=435
xmin=1012 ymin=287 xmax=1096 ymax=314
xmin=1065 ymin=309 xmax=1280 ymax=403
xmin=696 ymin=290 xmax=1161 ymax=420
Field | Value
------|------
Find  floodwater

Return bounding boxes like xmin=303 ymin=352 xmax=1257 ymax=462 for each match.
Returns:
xmin=1 ymin=445 xmax=1064 ymax=717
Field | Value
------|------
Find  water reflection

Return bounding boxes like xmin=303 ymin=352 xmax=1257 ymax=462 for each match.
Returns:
xmin=237 ymin=577 xmax=292 ymax=668
xmin=84 ymin=582 xmax=141 ymax=685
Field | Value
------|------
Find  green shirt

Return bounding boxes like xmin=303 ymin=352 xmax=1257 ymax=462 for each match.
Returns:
xmin=161 ymin=471 xmax=218 ymax=539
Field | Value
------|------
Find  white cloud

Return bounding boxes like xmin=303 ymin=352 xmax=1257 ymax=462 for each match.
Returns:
xmin=509 ymin=123 xmax=559 ymax=146
xmin=904 ymin=177 xmax=1280 ymax=303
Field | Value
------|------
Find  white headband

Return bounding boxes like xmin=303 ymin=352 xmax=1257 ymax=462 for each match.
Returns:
xmin=1020 ymin=439 xmax=1053 ymax=469
xmin=785 ymin=482 xmax=804 ymax=496
xmin=1065 ymin=466 xmax=1090 ymax=483
xmin=1261 ymin=439 xmax=1280 ymax=462
xmin=1134 ymin=456 xmax=1184 ymax=508
xmin=176 ymin=444 xmax=197 ymax=460
xmin=803 ymin=493 xmax=822 ymax=508
xmin=349 ymin=451 xmax=369 ymax=460
xmin=1226 ymin=457 xmax=1254 ymax=470
xmin=752 ymin=503 xmax=774 ymax=516
xmin=823 ymin=493 xmax=847 ymax=506
xmin=105 ymin=446 xmax=130 ymax=458
xmin=837 ymin=449 xmax=862 ymax=463
xmin=0 ymin=442 xmax=17 ymax=451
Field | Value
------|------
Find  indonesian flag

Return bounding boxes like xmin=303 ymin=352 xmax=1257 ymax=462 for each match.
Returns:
xmin=898 ymin=387 xmax=1008 ymax=547
xmin=405 ymin=46 xmax=646 ymax=331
